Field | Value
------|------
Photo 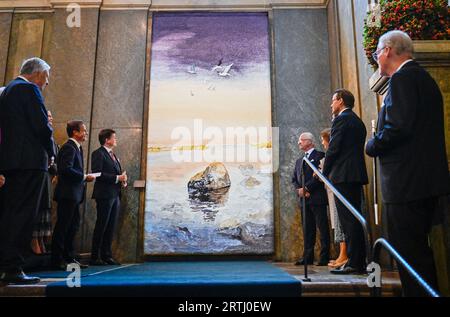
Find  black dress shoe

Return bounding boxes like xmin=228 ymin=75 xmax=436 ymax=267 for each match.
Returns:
xmin=102 ymin=258 xmax=121 ymax=265
xmin=89 ymin=258 xmax=107 ymax=266
xmin=67 ymin=259 xmax=89 ymax=269
xmin=294 ymin=258 xmax=314 ymax=266
xmin=0 ymin=270 xmax=40 ymax=285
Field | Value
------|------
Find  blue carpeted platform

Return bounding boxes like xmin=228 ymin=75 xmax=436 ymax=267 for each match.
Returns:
xmin=45 ymin=261 xmax=301 ymax=297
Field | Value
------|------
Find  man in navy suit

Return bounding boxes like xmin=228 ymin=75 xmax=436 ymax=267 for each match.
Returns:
xmin=0 ymin=58 xmax=54 ymax=284
xmin=366 ymin=30 xmax=449 ymax=296
xmin=51 ymin=121 xmax=94 ymax=270
xmin=292 ymin=132 xmax=330 ymax=266
xmin=323 ymin=89 xmax=369 ymax=274
xmin=90 ymin=129 xmax=127 ymax=266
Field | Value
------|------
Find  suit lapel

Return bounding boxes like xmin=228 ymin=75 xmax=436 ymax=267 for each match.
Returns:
xmin=309 ymin=149 xmax=316 ymax=162
xmin=68 ymin=139 xmax=83 ymax=169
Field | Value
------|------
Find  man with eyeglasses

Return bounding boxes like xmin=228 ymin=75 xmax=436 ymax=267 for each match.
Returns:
xmin=366 ymin=30 xmax=449 ymax=297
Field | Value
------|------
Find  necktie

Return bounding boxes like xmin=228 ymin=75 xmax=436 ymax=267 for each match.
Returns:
xmin=109 ymin=151 xmax=117 ymax=162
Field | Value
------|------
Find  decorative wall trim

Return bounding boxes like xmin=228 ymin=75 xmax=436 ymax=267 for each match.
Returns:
xmin=0 ymin=1 xmax=50 ymax=8
xmin=1 ymin=0 xmax=328 ymax=10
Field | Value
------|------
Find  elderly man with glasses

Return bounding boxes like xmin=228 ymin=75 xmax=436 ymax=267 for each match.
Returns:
xmin=366 ymin=30 xmax=449 ymax=297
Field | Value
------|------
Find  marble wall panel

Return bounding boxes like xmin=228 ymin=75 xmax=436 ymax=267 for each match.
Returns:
xmin=273 ymin=9 xmax=331 ymax=261
xmin=88 ymin=10 xmax=148 ymax=262
xmin=6 ymin=16 xmax=44 ymax=83
xmin=91 ymin=10 xmax=147 ymax=129
xmin=335 ymin=0 xmax=361 ymax=116
xmin=44 ymin=8 xmax=99 ymax=146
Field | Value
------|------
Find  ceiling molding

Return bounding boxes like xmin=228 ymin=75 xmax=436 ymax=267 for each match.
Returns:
xmin=1 ymin=0 xmax=328 ymax=10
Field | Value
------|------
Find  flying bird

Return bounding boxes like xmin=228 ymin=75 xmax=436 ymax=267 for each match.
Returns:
xmin=211 ymin=58 xmax=223 ymax=72
xmin=218 ymin=63 xmax=233 ymax=77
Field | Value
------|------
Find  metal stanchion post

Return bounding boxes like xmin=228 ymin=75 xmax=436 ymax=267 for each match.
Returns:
xmin=301 ymin=158 xmax=311 ymax=282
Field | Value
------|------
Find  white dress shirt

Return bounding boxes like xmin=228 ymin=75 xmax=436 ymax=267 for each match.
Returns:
xmin=395 ymin=59 xmax=414 ymax=73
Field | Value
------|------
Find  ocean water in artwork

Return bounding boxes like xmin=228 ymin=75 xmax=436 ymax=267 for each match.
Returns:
xmin=145 ymin=12 xmax=273 ymax=254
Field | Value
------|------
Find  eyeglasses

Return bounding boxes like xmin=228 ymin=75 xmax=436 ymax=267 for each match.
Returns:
xmin=372 ymin=46 xmax=387 ymax=62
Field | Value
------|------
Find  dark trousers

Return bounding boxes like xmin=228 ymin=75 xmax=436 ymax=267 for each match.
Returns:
xmin=334 ymin=183 xmax=366 ymax=270
xmin=384 ymin=197 xmax=439 ymax=297
xmin=91 ymin=197 xmax=120 ymax=260
xmin=0 ymin=170 xmax=46 ymax=271
xmin=301 ymin=203 xmax=330 ymax=262
xmin=51 ymin=199 xmax=81 ymax=262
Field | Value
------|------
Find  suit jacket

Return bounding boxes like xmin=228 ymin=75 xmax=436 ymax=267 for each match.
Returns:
xmin=323 ymin=109 xmax=369 ymax=185
xmin=0 ymin=77 xmax=54 ymax=172
xmin=292 ymin=149 xmax=328 ymax=205
xmin=91 ymin=146 xmax=122 ymax=200
xmin=54 ymin=140 xmax=85 ymax=203
xmin=366 ymin=60 xmax=449 ymax=203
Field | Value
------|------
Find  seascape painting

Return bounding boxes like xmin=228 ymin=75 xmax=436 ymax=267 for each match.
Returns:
xmin=145 ymin=12 xmax=274 ymax=255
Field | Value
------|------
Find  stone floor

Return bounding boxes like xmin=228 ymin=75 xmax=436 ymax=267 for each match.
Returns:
xmin=275 ymin=262 xmax=402 ymax=297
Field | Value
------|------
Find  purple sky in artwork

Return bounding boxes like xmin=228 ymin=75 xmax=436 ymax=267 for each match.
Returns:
xmin=152 ymin=12 xmax=269 ymax=74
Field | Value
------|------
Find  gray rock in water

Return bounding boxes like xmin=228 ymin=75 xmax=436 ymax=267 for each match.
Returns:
xmin=188 ymin=162 xmax=231 ymax=192
xmin=240 ymin=222 xmax=271 ymax=245
xmin=217 ymin=226 xmax=242 ymax=239
xmin=216 ymin=221 xmax=271 ymax=246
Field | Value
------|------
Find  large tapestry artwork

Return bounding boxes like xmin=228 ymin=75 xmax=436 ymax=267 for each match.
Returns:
xmin=145 ymin=12 xmax=274 ymax=254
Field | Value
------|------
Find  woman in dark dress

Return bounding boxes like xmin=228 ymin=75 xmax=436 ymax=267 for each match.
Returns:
xmin=31 ymin=110 xmax=58 ymax=254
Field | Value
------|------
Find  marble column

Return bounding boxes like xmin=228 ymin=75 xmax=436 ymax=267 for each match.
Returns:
xmin=272 ymin=9 xmax=331 ymax=261
xmin=42 ymin=8 xmax=100 ymax=253
xmin=352 ymin=0 xmax=382 ymax=238
xmin=44 ymin=8 xmax=100 ymax=148
xmin=87 ymin=9 xmax=148 ymax=262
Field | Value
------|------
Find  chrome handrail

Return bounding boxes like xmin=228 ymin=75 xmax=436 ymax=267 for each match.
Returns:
xmin=300 ymin=157 xmax=439 ymax=297
xmin=372 ymin=238 xmax=440 ymax=297
xmin=301 ymin=157 xmax=372 ymax=265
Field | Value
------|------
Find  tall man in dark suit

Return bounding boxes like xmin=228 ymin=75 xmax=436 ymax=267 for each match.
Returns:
xmin=51 ymin=121 xmax=95 ymax=270
xmin=366 ymin=30 xmax=449 ymax=296
xmin=292 ymin=132 xmax=330 ymax=266
xmin=323 ymin=89 xmax=369 ymax=274
xmin=0 ymin=58 xmax=54 ymax=284
xmin=90 ymin=129 xmax=127 ymax=266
